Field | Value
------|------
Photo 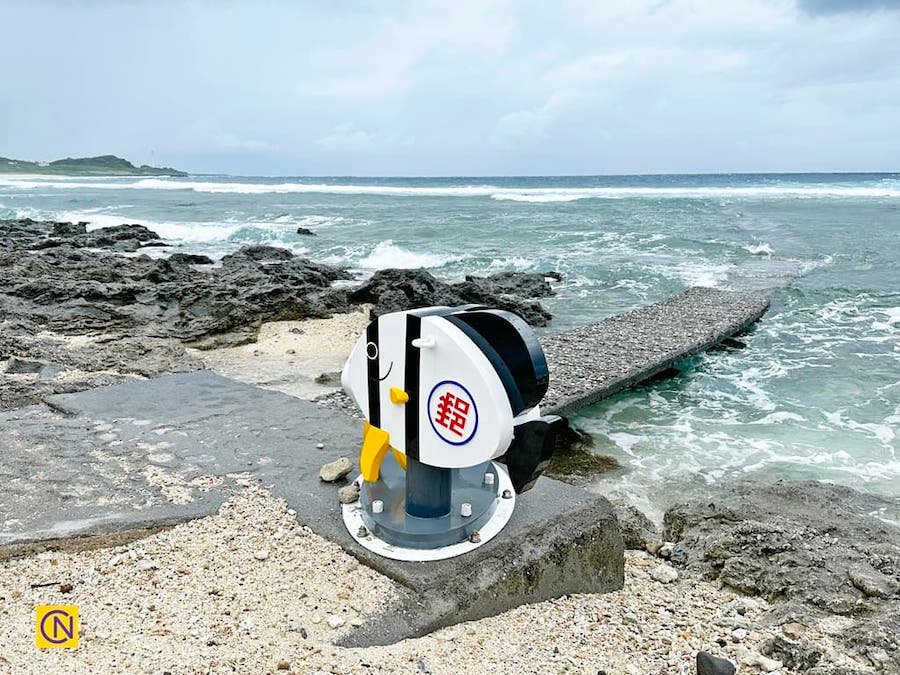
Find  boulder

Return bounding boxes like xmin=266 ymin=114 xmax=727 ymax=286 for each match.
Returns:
xmin=169 ymin=252 xmax=215 ymax=266
xmin=664 ymin=479 xmax=900 ymax=665
xmin=348 ymin=268 xmax=558 ymax=326
xmin=221 ymin=245 xmax=294 ymax=263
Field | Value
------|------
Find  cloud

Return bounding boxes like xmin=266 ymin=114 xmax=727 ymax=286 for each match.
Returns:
xmin=0 ymin=0 xmax=899 ymax=174
xmin=316 ymin=124 xmax=414 ymax=153
xmin=316 ymin=124 xmax=376 ymax=151
xmin=797 ymin=0 xmax=900 ymax=15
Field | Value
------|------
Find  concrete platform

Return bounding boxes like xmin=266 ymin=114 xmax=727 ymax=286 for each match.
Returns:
xmin=0 ymin=371 xmax=623 ymax=645
xmin=541 ymin=286 xmax=770 ymax=415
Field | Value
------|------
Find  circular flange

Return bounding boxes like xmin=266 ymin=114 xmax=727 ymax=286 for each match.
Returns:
xmin=341 ymin=461 xmax=516 ymax=561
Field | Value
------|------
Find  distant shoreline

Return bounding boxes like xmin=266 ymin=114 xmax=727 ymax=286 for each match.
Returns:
xmin=0 ymin=153 xmax=186 ymax=177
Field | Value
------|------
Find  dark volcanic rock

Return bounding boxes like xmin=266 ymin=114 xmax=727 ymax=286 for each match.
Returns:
xmin=348 ymin=268 xmax=462 ymax=314
xmin=458 ymin=270 xmax=560 ymax=299
xmin=0 ymin=219 xmax=359 ymax=406
xmin=607 ymin=495 xmax=659 ymax=551
xmin=664 ymin=479 xmax=900 ymax=665
xmin=761 ymin=635 xmax=823 ymax=671
xmin=27 ymin=222 xmax=165 ymax=252
xmin=296 ymin=227 xmax=316 ymax=236
xmin=52 ymin=221 xmax=88 ymax=237
xmin=221 ymin=244 xmax=294 ymax=263
xmin=0 ymin=233 xmax=352 ymax=348
xmin=696 ymin=651 xmax=736 ymax=675
xmin=169 ymin=252 xmax=215 ymax=265
xmin=348 ymin=268 xmax=558 ymax=326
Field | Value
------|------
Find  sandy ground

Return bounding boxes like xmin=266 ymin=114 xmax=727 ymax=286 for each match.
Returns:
xmin=0 ymin=486 xmax=866 ymax=675
xmin=194 ymin=307 xmax=371 ymax=400
xmin=0 ymin=314 xmax=873 ymax=674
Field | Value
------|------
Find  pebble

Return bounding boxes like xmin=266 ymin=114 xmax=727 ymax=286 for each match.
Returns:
xmin=338 ymin=483 xmax=360 ymax=504
xmin=319 ymin=457 xmax=352 ymax=482
xmin=316 ymin=442 xmax=325 ymax=449
xmin=135 ymin=559 xmax=159 ymax=571
xmin=277 ymin=660 xmax=290 ymax=670
xmin=253 ymin=550 xmax=269 ymax=561
xmin=650 ymin=564 xmax=678 ymax=584
xmin=696 ymin=651 xmax=736 ymax=675
xmin=645 ymin=539 xmax=664 ymax=556
xmin=781 ymin=622 xmax=805 ymax=639
xmin=736 ymin=646 xmax=782 ymax=672
xmin=730 ymin=628 xmax=748 ymax=641
xmin=657 ymin=542 xmax=675 ymax=559
xmin=326 ymin=615 xmax=345 ymax=629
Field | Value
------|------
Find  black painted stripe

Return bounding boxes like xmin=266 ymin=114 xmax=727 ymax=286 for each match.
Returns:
xmin=366 ymin=320 xmax=381 ymax=427
xmin=404 ymin=314 xmax=421 ymax=460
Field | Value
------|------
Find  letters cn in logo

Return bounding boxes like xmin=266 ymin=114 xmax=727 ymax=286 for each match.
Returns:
xmin=428 ymin=380 xmax=478 ymax=445
xmin=35 ymin=605 xmax=79 ymax=649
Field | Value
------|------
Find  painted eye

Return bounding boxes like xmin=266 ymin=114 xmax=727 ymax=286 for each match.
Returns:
xmin=366 ymin=342 xmax=378 ymax=360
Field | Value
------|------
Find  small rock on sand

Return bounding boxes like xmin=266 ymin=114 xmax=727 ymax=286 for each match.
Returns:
xmin=781 ymin=622 xmax=806 ymax=639
xmin=736 ymin=646 xmax=782 ymax=672
xmin=650 ymin=564 xmax=678 ymax=584
xmin=327 ymin=615 xmax=345 ymax=629
xmin=696 ymin=651 xmax=736 ymax=675
xmin=338 ymin=483 xmax=360 ymax=504
xmin=320 ymin=457 xmax=352 ymax=482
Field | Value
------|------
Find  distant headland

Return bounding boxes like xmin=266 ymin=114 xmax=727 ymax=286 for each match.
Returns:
xmin=0 ymin=154 xmax=187 ymax=176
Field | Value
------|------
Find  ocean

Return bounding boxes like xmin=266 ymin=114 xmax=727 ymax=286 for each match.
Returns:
xmin=2 ymin=172 xmax=898 ymax=510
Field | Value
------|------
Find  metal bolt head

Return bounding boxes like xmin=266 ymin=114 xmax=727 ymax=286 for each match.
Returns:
xmin=483 ymin=472 xmax=495 ymax=485
xmin=460 ymin=502 xmax=472 ymax=517
xmin=357 ymin=525 xmax=368 ymax=538
xmin=468 ymin=530 xmax=481 ymax=544
xmin=372 ymin=499 xmax=384 ymax=514
xmin=502 ymin=489 xmax=513 ymax=499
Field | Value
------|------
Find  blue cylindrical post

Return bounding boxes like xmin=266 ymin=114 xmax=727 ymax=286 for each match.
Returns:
xmin=405 ymin=458 xmax=452 ymax=518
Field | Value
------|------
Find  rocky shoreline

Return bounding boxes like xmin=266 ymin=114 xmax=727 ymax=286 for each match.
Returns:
xmin=0 ymin=218 xmax=558 ymax=410
xmin=2 ymin=218 xmax=899 ymax=673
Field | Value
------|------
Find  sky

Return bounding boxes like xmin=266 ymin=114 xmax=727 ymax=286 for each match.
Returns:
xmin=1 ymin=0 xmax=899 ymax=176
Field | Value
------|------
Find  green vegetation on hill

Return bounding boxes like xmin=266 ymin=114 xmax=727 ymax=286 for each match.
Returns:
xmin=0 ymin=154 xmax=187 ymax=176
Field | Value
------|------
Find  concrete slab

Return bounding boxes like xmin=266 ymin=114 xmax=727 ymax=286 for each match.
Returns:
xmin=541 ymin=287 xmax=770 ymax=415
xmin=1 ymin=371 xmax=623 ymax=645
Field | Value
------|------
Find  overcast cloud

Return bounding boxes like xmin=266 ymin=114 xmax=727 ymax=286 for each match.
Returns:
xmin=1 ymin=0 xmax=898 ymax=175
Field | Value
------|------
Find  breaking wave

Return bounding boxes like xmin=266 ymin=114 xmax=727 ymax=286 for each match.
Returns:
xmin=357 ymin=240 xmax=469 ymax=270
xmin=4 ymin=175 xmax=900 ymax=200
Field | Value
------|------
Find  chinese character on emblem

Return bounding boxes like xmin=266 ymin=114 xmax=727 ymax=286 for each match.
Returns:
xmin=428 ymin=381 xmax=479 ymax=445
xmin=435 ymin=391 xmax=470 ymax=436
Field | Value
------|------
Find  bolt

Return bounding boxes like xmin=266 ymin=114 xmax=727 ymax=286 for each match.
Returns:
xmin=502 ymin=489 xmax=513 ymax=499
xmin=372 ymin=500 xmax=384 ymax=514
xmin=483 ymin=472 xmax=495 ymax=485
xmin=357 ymin=525 xmax=368 ymax=538
xmin=468 ymin=530 xmax=481 ymax=544
xmin=460 ymin=502 xmax=472 ymax=517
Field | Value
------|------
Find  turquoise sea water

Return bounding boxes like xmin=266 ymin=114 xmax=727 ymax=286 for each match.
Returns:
xmin=2 ymin=173 xmax=898 ymax=508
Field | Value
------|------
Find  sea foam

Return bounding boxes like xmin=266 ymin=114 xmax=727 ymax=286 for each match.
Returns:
xmin=4 ymin=175 xmax=900 ymax=200
xmin=357 ymin=240 xmax=468 ymax=270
